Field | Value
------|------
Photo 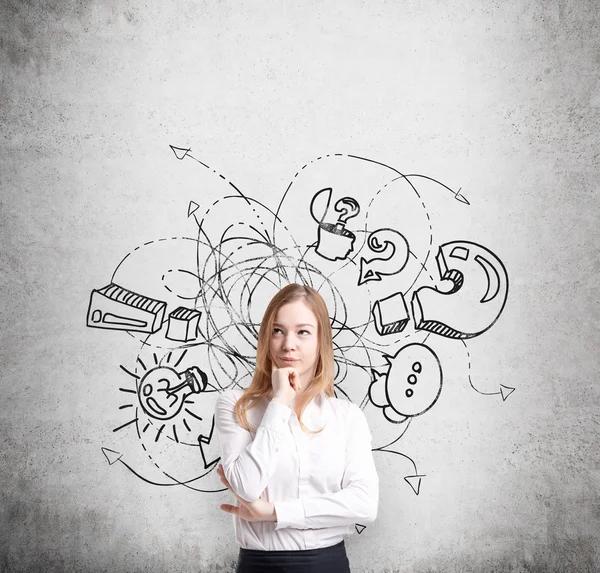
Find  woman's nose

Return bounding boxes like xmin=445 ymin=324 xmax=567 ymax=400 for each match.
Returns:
xmin=282 ymin=334 xmax=296 ymax=350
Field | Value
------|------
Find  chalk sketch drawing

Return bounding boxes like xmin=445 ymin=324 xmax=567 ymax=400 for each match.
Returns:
xmin=87 ymin=147 xmax=513 ymax=516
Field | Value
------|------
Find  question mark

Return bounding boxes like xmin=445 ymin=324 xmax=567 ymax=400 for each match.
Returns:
xmin=334 ymin=197 xmax=360 ymax=229
xmin=358 ymin=228 xmax=409 ymax=286
xmin=411 ymin=240 xmax=509 ymax=339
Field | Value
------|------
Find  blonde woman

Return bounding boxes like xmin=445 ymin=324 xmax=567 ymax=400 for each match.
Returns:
xmin=215 ymin=283 xmax=379 ymax=572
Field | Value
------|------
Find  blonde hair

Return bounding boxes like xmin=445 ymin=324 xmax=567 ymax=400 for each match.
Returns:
xmin=234 ymin=283 xmax=335 ymax=434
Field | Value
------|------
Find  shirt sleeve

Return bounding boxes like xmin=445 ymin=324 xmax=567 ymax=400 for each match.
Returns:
xmin=273 ymin=402 xmax=379 ymax=530
xmin=214 ymin=390 xmax=292 ymax=503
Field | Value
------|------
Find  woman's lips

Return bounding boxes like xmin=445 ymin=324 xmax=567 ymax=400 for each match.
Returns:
xmin=280 ymin=357 xmax=298 ymax=364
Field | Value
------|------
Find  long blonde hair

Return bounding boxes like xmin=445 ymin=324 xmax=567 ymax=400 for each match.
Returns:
xmin=234 ymin=283 xmax=335 ymax=434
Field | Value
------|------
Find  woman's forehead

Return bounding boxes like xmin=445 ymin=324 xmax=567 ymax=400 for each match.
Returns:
xmin=273 ymin=300 xmax=317 ymax=326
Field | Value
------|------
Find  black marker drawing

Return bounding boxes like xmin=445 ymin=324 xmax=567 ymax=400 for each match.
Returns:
xmin=462 ymin=339 xmax=516 ymax=401
xmin=101 ymin=446 xmax=224 ymax=491
xmin=138 ymin=365 xmax=207 ymax=421
xmin=412 ymin=241 xmax=509 ymax=339
xmin=373 ymin=430 xmax=426 ymax=496
xmin=87 ymin=147 xmax=511 ymax=499
xmin=166 ymin=307 xmax=202 ymax=342
xmin=371 ymin=292 xmax=410 ymax=336
xmin=109 ymin=346 xmax=224 ymax=492
xmin=170 ymin=144 xmax=192 ymax=160
xmin=404 ymin=474 xmax=426 ymax=496
xmin=358 ymin=228 xmax=410 ymax=286
xmin=369 ymin=343 xmax=443 ymax=423
xmin=87 ymin=283 xmax=167 ymax=333
xmin=310 ymin=187 xmax=361 ymax=261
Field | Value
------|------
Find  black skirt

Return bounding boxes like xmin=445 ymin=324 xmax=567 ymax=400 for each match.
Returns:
xmin=236 ymin=540 xmax=351 ymax=573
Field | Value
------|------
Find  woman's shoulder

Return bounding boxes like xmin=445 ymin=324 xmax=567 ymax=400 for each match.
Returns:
xmin=215 ymin=388 xmax=270 ymax=409
xmin=215 ymin=388 xmax=245 ymax=408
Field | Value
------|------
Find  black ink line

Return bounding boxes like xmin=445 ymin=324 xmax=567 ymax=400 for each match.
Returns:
xmin=184 ymin=408 xmax=203 ymax=421
xmin=173 ymin=349 xmax=188 ymax=368
xmin=113 ymin=418 xmax=138 ymax=433
xmin=119 ymin=365 xmax=140 ymax=380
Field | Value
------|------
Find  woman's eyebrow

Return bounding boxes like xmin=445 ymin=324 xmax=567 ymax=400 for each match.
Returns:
xmin=273 ymin=322 xmax=315 ymax=328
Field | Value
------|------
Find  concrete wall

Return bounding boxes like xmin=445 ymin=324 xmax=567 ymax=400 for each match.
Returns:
xmin=1 ymin=1 xmax=598 ymax=571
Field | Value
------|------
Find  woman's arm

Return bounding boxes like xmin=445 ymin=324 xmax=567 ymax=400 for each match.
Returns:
xmin=214 ymin=390 xmax=291 ymax=503
xmin=273 ymin=403 xmax=379 ymax=530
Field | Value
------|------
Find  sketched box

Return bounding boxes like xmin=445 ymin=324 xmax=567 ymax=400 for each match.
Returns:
xmin=87 ymin=283 xmax=166 ymax=333
xmin=167 ymin=307 xmax=202 ymax=341
xmin=372 ymin=292 xmax=409 ymax=336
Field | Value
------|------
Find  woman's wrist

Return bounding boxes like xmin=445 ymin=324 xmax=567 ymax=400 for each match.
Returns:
xmin=268 ymin=502 xmax=278 ymax=523
xmin=271 ymin=395 xmax=292 ymax=407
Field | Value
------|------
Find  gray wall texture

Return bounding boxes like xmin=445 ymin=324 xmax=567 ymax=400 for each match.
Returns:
xmin=1 ymin=0 xmax=599 ymax=572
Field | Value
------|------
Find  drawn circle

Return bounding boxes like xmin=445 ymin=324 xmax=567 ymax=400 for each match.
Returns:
xmin=412 ymin=361 xmax=422 ymax=373
xmin=143 ymin=384 xmax=153 ymax=396
xmin=92 ymin=310 xmax=102 ymax=323
xmin=405 ymin=388 xmax=414 ymax=398
xmin=407 ymin=374 xmax=417 ymax=385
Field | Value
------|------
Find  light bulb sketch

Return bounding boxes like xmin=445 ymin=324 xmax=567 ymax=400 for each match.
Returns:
xmin=138 ymin=365 xmax=208 ymax=421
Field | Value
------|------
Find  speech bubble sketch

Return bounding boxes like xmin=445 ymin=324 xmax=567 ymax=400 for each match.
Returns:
xmin=411 ymin=240 xmax=509 ymax=339
xmin=310 ymin=187 xmax=361 ymax=261
xmin=369 ymin=343 xmax=443 ymax=421
xmin=358 ymin=228 xmax=410 ymax=286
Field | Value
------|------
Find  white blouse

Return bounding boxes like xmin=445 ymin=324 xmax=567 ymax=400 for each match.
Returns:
xmin=214 ymin=388 xmax=379 ymax=551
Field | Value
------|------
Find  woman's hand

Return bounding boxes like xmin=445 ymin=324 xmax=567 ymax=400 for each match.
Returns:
xmin=271 ymin=364 xmax=301 ymax=407
xmin=217 ymin=464 xmax=277 ymax=523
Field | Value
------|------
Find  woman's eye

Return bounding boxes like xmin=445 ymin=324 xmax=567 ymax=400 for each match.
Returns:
xmin=273 ymin=328 xmax=283 ymax=334
xmin=299 ymin=330 xmax=311 ymax=335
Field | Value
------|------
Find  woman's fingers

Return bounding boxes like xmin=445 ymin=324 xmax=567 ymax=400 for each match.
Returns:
xmin=288 ymin=369 xmax=301 ymax=391
xmin=220 ymin=503 xmax=240 ymax=515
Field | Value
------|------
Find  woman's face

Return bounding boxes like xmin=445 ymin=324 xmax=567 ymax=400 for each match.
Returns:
xmin=269 ymin=299 xmax=319 ymax=383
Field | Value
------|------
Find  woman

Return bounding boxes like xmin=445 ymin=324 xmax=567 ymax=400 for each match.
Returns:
xmin=214 ymin=283 xmax=379 ymax=572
